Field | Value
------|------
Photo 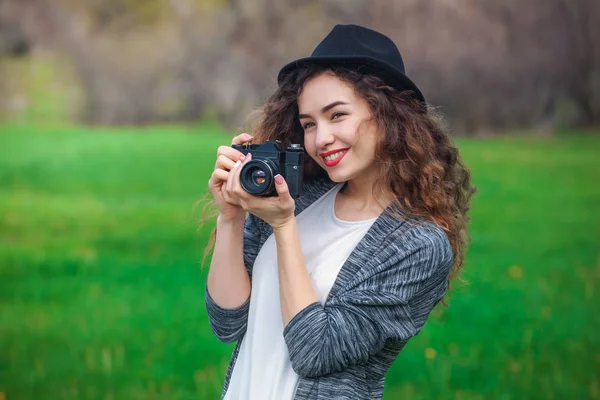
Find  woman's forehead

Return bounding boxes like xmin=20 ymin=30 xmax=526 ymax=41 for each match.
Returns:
xmin=298 ymin=73 xmax=357 ymax=111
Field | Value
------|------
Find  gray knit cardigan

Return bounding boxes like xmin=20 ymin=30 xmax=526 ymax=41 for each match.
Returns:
xmin=205 ymin=177 xmax=453 ymax=399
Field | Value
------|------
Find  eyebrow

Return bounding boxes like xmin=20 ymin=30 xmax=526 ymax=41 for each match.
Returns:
xmin=298 ymin=101 xmax=348 ymax=119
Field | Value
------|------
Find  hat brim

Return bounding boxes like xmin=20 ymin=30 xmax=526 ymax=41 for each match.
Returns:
xmin=278 ymin=55 xmax=425 ymax=103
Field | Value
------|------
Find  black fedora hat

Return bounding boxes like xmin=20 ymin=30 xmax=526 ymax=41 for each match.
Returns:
xmin=278 ymin=24 xmax=425 ymax=103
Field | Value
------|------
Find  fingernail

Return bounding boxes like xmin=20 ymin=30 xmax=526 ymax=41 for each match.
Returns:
xmin=274 ymin=174 xmax=284 ymax=184
xmin=240 ymin=155 xmax=245 ymax=162
xmin=234 ymin=160 xmax=241 ymax=169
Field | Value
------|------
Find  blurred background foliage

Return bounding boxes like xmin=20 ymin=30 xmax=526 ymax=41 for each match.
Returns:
xmin=1 ymin=0 xmax=599 ymax=132
xmin=0 ymin=0 xmax=599 ymax=399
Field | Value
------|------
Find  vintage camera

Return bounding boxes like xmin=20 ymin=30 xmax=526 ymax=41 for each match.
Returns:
xmin=231 ymin=140 xmax=304 ymax=198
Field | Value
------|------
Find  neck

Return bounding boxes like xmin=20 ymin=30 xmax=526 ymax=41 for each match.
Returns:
xmin=339 ymin=169 xmax=395 ymax=212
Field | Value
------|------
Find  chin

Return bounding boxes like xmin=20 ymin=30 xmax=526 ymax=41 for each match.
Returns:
xmin=325 ymin=169 xmax=352 ymax=183
xmin=328 ymin=175 xmax=347 ymax=183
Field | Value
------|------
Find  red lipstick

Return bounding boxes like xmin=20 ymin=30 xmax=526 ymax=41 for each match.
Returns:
xmin=320 ymin=148 xmax=349 ymax=167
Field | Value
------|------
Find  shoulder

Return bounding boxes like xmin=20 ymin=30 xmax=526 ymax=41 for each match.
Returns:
xmin=402 ymin=220 xmax=452 ymax=259
xmin=375 ymin=215 xmax=454 ymax=276
xmin=337 ymin=217 xmax=453 ymax=307
xmin=377 ymin=200 xmax=452 ymax=256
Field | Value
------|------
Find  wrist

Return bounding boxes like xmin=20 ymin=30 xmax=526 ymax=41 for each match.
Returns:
xmin=272 ymin=216 xmax=296 ymax=234
xmin=217 ymin=212 xmax=246 ymax=227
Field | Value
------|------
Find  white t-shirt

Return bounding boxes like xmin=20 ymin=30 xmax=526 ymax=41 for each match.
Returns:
xmin=224 ymin=183 xmax=378 ymax=400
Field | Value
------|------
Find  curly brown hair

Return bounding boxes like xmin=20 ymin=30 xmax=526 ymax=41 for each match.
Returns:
xmin=200 ymin=64 xmax=476 ymax=284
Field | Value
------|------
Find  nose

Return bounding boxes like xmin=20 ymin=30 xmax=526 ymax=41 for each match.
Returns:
xmin=314 ymin=122 xmax=335 ymax=151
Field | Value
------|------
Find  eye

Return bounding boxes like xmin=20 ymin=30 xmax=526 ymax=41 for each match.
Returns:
xmin=302 ymin=121 xmax=315 ymax=130
xmin=331 ymin=112 xmax=346 ymax=120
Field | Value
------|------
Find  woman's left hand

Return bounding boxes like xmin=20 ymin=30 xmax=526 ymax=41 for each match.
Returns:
xmin=224 ymin=153 xmax=296 ymax=230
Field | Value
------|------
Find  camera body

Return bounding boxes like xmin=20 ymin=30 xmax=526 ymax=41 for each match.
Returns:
xmin=231 ymin=140 xmax=304 ymax=198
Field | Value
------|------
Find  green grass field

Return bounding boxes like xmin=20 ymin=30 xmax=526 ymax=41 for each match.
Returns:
xmin=0 ymin=122 xmax=598 ymax=400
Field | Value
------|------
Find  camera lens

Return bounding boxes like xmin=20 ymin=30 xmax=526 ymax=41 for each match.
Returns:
xmin=251 ymin=169 xmax=267 ymax=185
xmin=240 ymin=159 xmax=278 ymax=196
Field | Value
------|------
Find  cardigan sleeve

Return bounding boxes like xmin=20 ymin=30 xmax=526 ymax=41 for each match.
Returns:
xmin=282 ymin=226 xmax=453 ymax=378
xmin=205 ymin=213 xmax=264 ymax=343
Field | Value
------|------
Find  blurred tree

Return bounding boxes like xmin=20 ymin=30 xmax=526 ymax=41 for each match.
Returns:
xmin=59 ymin=0 xmax=170 ymax=32
xmin=476 ymin=0 xmax=600 ymax=127
xmin=552 ymin=0 xmax=600 ymax=126
xmin=0 ymin=17 xmax=30 ymax=57
xmin=3 ymin=0 xmax=597 ymax=131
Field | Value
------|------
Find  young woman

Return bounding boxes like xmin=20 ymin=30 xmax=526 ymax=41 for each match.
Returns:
xmin=203 ymin=24 xmax=475 ymax=399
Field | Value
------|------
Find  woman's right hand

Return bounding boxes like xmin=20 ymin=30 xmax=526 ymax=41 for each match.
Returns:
xmin=208 ymin=133 xmax=254 ymax=222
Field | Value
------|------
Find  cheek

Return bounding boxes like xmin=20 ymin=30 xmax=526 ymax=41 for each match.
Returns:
xmin=353 ymin=132 xmax=378 ymax=161
xmin=340 ymin=119 xmax=365 ymax=146
xmin=303 ymin=135 xmax=318 ymax=161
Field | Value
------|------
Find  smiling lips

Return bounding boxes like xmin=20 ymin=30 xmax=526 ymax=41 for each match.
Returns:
xmin=320 ymin=148 xmax=349 ymax=167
